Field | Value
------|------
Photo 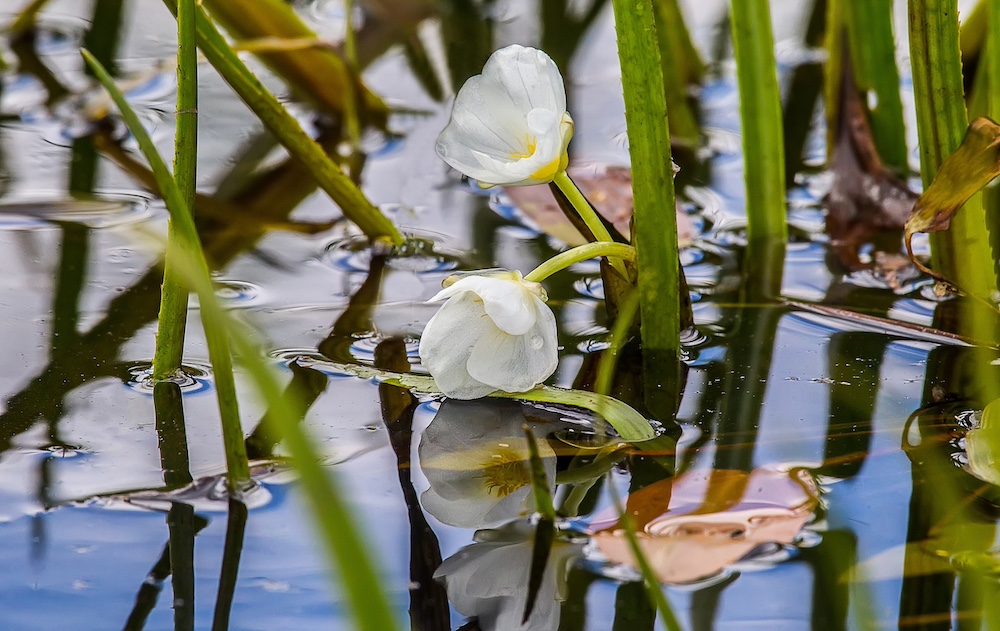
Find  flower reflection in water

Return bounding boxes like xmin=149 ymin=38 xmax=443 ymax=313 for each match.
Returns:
xmin=590 ymin=466 xmax=821 ymax=585
xmin=418 ymin=399 xmax=558 ymax=529
xmin=435 ymin=520 xmax=584 ymax=631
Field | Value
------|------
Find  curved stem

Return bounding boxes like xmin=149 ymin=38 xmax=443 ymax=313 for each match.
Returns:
xmin=552 ymin=170 xmax=630 ymax=279
xmin=524 ymin=242 xmax=637 ymax=283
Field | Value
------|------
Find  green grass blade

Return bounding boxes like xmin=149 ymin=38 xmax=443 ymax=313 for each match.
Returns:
xmin=82 ymin=49 xmax=252 ymax=490
xmin=89 ymin=48 xmax=400 ymax=630
xmin=610 ymin=0 xmax=682 ymax=417
xmin=730 ymin=0 xmax=787 ymax=243
xmin=153 ymin=0 xmax=198 ymax=380
xmin=908 ymin=0 xmax=995 ymax=293
xmin=160 ymin=0 xmax=404 ymax=246
xmin=160 ymin=236 xmax=402 ymax=631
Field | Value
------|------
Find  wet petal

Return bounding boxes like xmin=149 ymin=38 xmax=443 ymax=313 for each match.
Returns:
xmin=418 ymin=294 xmax=497 ymax=399
xmin=466 ymin=297 xmax=558 ymax=392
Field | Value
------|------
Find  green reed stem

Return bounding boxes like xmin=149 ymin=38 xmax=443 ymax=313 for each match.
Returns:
xmin=153 ymin=0 xmax=198 ymax=381
xmin=82 ymin=49 xmax=252 ymax=491
xmin=990 ymin=0 xmax=1000 ymax=117
xmin=610 ymin=0 xmax=682 ymax=417
xmin=199 ymin=0 xmax=388 ymax=123
xmin=730 ymin=0 xmax=787 ymax=243
xmin=160 ymin=0 xmax=404 ymax=246
xmin=524 ymin=242 xmax=637 ymax=283
xmin=909 ymin=0 xmax=995 ymax=293
xmin=342 ymin=0 xmax=361 ymax=152
xmin=652 ymin=0 xmax=701 ymax=145
xmin=841 ymin=0 xmax=908 ymax=172
xmin=551 ymin=171 xmax=630 ymax=279
xmin=606 ymin=475 xmax=682 ymax=631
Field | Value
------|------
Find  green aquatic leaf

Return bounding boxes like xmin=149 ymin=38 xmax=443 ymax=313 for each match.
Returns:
xmin=314 ymin=361 xmax=657 ymax=441
xmin=966 ymin=397 xmax=1000 ymax=487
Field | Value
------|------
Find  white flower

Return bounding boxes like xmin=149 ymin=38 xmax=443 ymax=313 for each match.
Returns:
xmin=418 ymin=269 xmax=559 ymax=400
xmin=418 ymin=400 xmax=557 ymax=529
xmin=435 ymin=520 xmax=584 ymax=631
xmin=436 ymin=44 xmax=574 ymax=188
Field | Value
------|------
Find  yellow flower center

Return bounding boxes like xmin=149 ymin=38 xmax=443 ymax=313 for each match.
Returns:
xmin=476 ymin=448 xmax=530 ymax=498
xmin=509 ymin=136 xmax=538 ymax=161
xmin=508 ymin=134 xmax=566 ymax=183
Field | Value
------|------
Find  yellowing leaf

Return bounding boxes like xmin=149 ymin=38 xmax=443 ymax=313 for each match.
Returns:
xmin=906 ymin=117 xmax=1000 ymax=237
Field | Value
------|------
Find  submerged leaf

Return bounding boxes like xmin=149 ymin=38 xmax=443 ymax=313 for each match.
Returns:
xmin=906 ymin=117 xmax=1000 ymax=236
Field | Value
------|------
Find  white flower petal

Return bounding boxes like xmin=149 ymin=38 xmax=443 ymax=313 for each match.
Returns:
xmin=482 ymin=45 xmax=566 ymax=117
xmin=435 ymin=45 xmax=572 ymax=187
xmin=418 ymin=294 xmax=497 ymax=399
xmin=466 ymin=296 xmax=558 ymax=392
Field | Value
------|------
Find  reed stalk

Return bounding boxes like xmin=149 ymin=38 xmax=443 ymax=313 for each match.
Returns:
xmin=841 ymin=0 xmax=907 ymax=171
xmin=199 ymin=0 xmax=388 ymax=123
xmin=610 ymin=0 xmax=682 ymax=417
xmin=82 ymin=49 xmax=252 ymax=491
xmin=730 ymin=0 xmax=787 ymax=243
xmin=908 ymin=0 xmax=995 ymax=294
xmin=160 ymin=0 xmax=404 ymax=246
xmin=152 ymin=0 xmax=198 ymax=380
xmin=652 ymin=0 xmax=701 ymax=145
xmin=6 ymin=0 xmax=52 ymax=37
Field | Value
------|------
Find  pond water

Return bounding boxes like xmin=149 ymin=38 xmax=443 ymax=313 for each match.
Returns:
xmin=1 ymin=0 xmax=999 ymax=629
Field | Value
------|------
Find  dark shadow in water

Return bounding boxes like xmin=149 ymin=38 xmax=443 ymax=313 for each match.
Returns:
xmin=245 ymin=360 xmax=329 ymax=461
xmin=154 ymin=382 xmax=194 ymax=490
xmin=814 ymin=332 xmax=883 ymax=480
xmin=375 ymin=337 xmax=450 ymax=631
xmin=122 ymin=505 xmax=210 ymax=631
xmin=212 ymin=499 xmax=248 ymax=631
xmin=799 ymin=529 xmax=855 ymax=631
xmin=782 ymin=0 xmax=826 ymax=185
xmin=611 ymin=579 xmax=655 ymax=631
xmin=688 ymin=574 xmax=737 ymax=631
xmin=556 ymin=567 xmax=598 ymax=631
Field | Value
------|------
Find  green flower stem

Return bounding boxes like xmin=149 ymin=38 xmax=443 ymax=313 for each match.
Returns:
xmin=524 ymin=242 xmax=637 ymax=283
xmin=730 ymin=0 xmax=787 ymax=243
xmin=153 ymin=0 xmax=198 ymax=381
xmin=82 ymin=49 xmax=252 ymax=492
xmin=552 ymin=170 xmax=630 ymax=279
xmin=160 ymin=0 xmax=404 ymax=246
